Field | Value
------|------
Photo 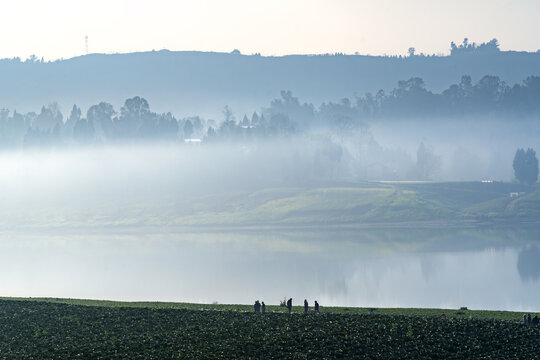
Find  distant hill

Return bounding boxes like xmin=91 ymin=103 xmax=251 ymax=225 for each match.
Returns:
xmin=1 ymin=49 xmax=540 ymax=118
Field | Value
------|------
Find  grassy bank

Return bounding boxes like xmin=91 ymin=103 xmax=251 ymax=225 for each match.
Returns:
xmin=3 ymin=181 xmax=539 ymax=230
xmin=0 ymin=298 xmax=538 ymax=359
xmin=171 ymin=181 xmax=540 ymax=226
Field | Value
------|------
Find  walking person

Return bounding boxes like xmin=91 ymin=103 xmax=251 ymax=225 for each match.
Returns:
xmin=286 ymin=298 xmax=292 ymax=315
xmin=261 ymin=301 xmax=266 ymax=314
xmin=304 ymin=299 xmax=308 ymax=314
xmin=314 ymin=300 xmax=319 ymax=313
xmin=254 ymin=300 xmax=261 ymax=313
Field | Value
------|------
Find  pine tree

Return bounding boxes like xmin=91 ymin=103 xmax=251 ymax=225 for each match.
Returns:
xmin=513 ymin=148 xmax=539 ymax=185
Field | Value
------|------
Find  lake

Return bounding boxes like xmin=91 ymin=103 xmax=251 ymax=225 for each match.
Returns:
xmin=1 ymin=226 xmax=539 ymax=311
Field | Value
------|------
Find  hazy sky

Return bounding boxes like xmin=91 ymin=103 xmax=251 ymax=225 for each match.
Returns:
xmin=1 ymin=0 xmax=539 ymax=60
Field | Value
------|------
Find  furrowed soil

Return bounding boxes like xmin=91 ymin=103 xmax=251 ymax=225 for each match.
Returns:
xmin=1 ymin=299 xmax=539 ymax=359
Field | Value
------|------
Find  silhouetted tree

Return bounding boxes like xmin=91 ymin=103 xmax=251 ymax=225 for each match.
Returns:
xmin=513 ymin=148 xmax=538 ymax=185
xmin=313 ymin=136 xmax=343 ymax=179
xmin=34 ymin=103 xmax=63 ymax=131
xmin=266 ymin=91 xmax=314 ymax=130
xmin=0 ymin=108 xmax=9 ymax=122
xmin=87 ymin=102 xmax=115 ymax=140
xmin=385 ymin=77 xmax=438 ymax=116
xmin=10 ymin=112 xmax=26 ymax=142
xmin=223 ymin=105 xmax=234 ymax=123
xmin=183 ymin=119 xmax=193 ymax=139
xmin=60 ymin=105 xmax=81 ymax=141
xmin=66 ymin=105 xmax=81 ymax=128
xmin=73 ymin=118 xmax=95 ymax=144
xmin=416 ymin=142 xmax=440 ymax=180
xmin=219 ymin=106 xmax=239 ymax=139
xmin=205 ymin=126 xmax=216 ymax=142
xmin=116 ymin=96 xmax=152 ymax=138
xmin=472 ymin=75 xmax=508 ymax=111
xmin=450 ymin=38 xmax=500 ymax=56
xmin=318 ymin=97 xmax=362 ymax=133
xmin=505 ymin=76 xmax=540 ymax=113
xmin=240 ymin=115 xmax=250 ymax=127
xmin=156 ymin=112 xmax=179 ymax=139
xmin=250 ymin=112 xmax=260 ymax=127
xmin=189 ymin=116 xmax=203 ymax=136
xmin=267 ymin=113 xmax=294 ymax=137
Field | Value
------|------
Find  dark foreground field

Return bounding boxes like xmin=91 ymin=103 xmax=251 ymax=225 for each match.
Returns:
xmin=1 ymin=300 xmax=539 ymax=359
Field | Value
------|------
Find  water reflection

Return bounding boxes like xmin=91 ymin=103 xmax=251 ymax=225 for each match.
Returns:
xmin=0 ymin=227 xmax=539 ymax=311
xmin=517 ymin=246 xmax=540 ymax=282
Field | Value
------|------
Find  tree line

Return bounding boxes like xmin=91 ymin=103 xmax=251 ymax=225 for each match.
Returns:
xmin=356 ymin=74 xmax=540 ymax=118
xmin=0 ymin=74 xmax=540 ymax=148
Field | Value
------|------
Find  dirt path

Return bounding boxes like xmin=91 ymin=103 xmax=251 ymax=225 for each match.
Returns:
xmin=505 ymin=192 xmax=535 ymax=213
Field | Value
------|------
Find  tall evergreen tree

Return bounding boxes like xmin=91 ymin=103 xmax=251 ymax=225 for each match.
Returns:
xmin=513 ymin=148 xmax=539 ymax=185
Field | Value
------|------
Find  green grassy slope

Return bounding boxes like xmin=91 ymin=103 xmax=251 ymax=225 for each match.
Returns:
xmin=175 ymin=182 xmax=540 ymax=226
xmin=3 ymin=181 xmax=539 ymax=229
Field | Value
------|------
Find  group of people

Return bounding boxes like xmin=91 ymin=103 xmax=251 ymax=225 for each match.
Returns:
xmin=253 ymin=300 xmax=265 ymax=313
xmin=523 ymin=314 xmax=539 ymax=325
xmin=253 ymin=298 xmax=321 ymax=314
xmin=302 ymin=299 xmax=320 ymax=314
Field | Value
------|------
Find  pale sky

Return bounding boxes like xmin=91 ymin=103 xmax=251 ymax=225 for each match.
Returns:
xmin=0 ymin=0 xmax=539 ymax=60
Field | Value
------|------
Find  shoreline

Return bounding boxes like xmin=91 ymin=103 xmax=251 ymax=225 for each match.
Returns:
xmin=2 ymin=219 xmax=540 ymax=235
xmin=0 ymin=297 xmax=533 ymax=321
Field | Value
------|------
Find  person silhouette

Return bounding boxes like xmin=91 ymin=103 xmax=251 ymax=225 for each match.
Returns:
xmin=286 ymin=298 xmax=292 ymax=315
xmin=261 ymin=301 xmax=266 ymax=314
xmin=304 ymin=299 xmax=308 ymax=314
xmin=314 ymin=300 xmax=319 ymax=313
xmin=254 ymin=300 xmax=261 ymax=313
xmin=528 ymin=314 xmax=532 ymax=325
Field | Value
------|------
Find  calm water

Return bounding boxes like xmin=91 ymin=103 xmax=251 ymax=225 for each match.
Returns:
xmin=1 ymin=227 xmax=539 ymax=311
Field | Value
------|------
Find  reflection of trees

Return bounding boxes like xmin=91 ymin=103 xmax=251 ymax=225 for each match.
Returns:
xmin=517 ymin=246 xmax=540 ymax=281
xmin=420 ymin=254 xmax=438 ymax=281
xmin=416 ymin=142 xmax=440 ymax=180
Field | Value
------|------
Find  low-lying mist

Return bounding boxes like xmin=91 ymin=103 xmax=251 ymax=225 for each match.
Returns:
xmin=0 ymin=139 xmax=344 ymax=228
xmin=0 ymin=126 xmax=534 ymax=230
xmin=1 ymin=117 xmax=538 ymax=221
xmin=369 ymin=116 xmax=540 ymax=181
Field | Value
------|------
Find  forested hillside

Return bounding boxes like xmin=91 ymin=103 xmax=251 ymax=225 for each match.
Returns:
xmin=1 ymin=39 xmax=539 ymax=118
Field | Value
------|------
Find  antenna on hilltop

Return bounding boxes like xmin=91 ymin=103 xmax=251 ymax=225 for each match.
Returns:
xmin=85 ymin=35 xmax=89 ymax=55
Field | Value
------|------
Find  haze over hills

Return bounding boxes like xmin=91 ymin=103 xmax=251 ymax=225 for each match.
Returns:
xmin=1 ymin=40 xmax=540 ymax=118
xmin=0 ymin=38 xmax=539 ymax=228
